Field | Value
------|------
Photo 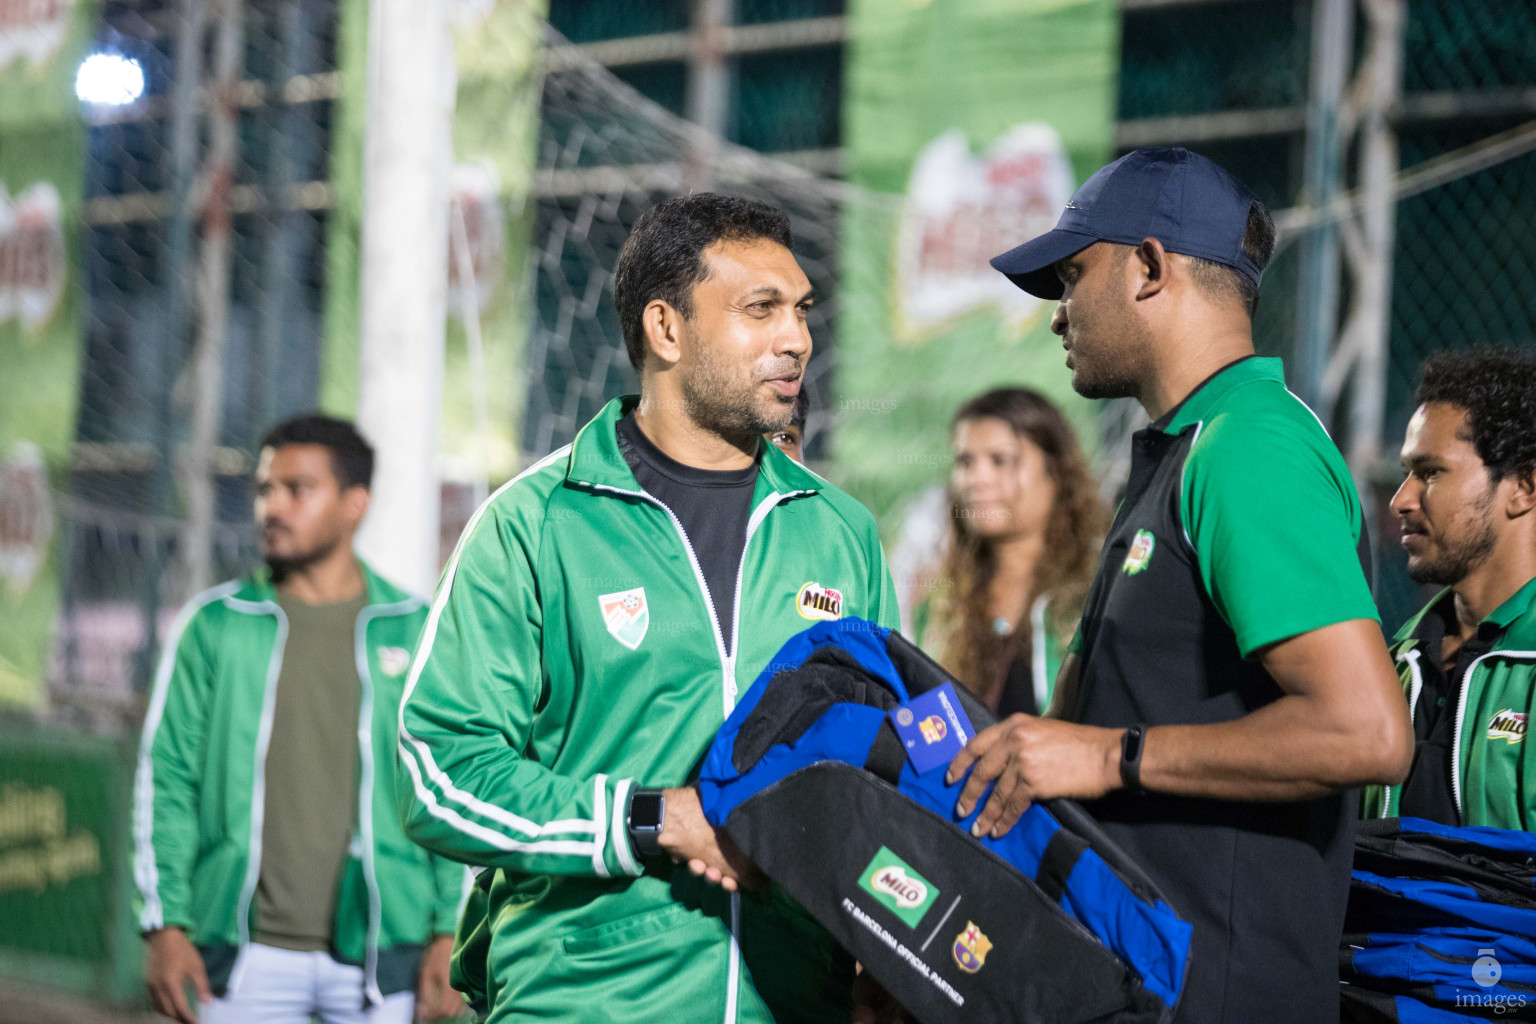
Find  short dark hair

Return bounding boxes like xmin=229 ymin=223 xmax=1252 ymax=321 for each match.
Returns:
xmin=1416 ymin=347 xmax=1536 ymax=484
xmin=260 ymin=414 xmax=375 ymax=490
xmin=1185 ymin=200 xmax=1277 ymax=318
xmin=613 ymin=193 xmax=794 ymax=370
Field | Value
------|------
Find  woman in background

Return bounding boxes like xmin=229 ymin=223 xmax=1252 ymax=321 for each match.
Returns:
xmin=912 ymin=387 xmax=1105 ymax=716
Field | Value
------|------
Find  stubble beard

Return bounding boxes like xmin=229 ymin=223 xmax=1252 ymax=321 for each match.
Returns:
xmin=681 ymin=342 xmax=796 ymax=444
xmin=264 ymin=529 xmax=344 ymax=582
xmin=1406 ymin=486 xmax=1499 ymax=586
xmin=1066 ymin=293 xmax=1152 ymax=402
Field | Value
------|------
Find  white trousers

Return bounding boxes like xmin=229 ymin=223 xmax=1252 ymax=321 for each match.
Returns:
xmin=201 ymin=943 xmax=414 ymax=1024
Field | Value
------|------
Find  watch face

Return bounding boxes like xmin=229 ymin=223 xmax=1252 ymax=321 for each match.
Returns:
xmin=1122 ymin=726 xmax=1143 ymax=758
xmin=631 ymin=792 xmax=664 ymax=831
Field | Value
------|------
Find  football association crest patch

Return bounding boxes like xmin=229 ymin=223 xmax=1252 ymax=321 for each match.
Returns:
xmin=377 ymin=646 xmax=411 ymax=677
xmin=599 ymin=587 xmax=649 ymax=650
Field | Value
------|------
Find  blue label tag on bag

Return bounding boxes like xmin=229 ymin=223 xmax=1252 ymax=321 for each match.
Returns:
xmin=889 ymin=681 xmax=974 ymax=774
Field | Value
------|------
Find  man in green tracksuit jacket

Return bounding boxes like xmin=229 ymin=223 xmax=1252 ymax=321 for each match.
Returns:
xmin=1363 ymin=349 xmax=1536 ymax=828
xmin=135 ymin=416 xmax=466 ymax=1024
xmin=398 ymin=194 xmax=899 ymax=1023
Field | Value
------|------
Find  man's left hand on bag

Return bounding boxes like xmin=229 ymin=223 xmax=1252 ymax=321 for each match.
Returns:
xmin=414 ymin=935 xmax=464 ymax=1022
xmin=659 ymin=786 xmax=764 ymax=892
xmin=145 ymin=927 xmax=212 ymax=1024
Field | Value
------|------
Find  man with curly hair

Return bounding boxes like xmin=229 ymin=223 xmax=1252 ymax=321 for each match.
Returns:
xmin=1363 ymin=347 xmax=1536 ymax=827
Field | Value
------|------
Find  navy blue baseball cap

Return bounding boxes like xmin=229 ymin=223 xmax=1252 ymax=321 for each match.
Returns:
xmin=989 ymin=147 xmax=1265 ymax=300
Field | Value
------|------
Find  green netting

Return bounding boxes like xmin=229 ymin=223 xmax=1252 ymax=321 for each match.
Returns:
xmin=611 ymin=61 xmax=688 ymax=117
xmin=54 ymin=0 xmax=341 ymax=721
xmin=1117 ymin=0 xmax=1308 ymax=119
xmin=546 ymin=0 xmax=689 ymax=44
xmin=1115 ymin=2 xmax=1536 ymax=631
xmin=1388 ymin=118 xmax=1536 ymax=437
xmin=523 ymin=46 xmax=854 ymax=461
xmin=733 ymin=46 xmax=842 ymax=151
xmin=51 ymin=0 xmax=1536 ymax=707
xmin=85 ymin=120 xmax=165 ymax=194
xmin=1404 ymin=0 xmax=1536 ymax=92
xmin=736 ymin=0 xmax=845 ymax=25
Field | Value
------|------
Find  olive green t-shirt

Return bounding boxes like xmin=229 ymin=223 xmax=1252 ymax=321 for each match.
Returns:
xmin=253 ymin=589 xmax=367 ymax=952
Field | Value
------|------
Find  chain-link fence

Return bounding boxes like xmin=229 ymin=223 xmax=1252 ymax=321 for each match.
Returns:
xmin=48 ymin=0 xmax=881 ymax=735
xmin=10 ymin=2 xmax=1536 ymax=1018
xmin=1115 ymin=0 xmax=1536 ymax=631
xmin=526 ymin=27 xmax=886 ymax=464
xmin=37 ymin=0 xmax=1536 ymax=736
xmin=1370 ymin=0 xmax=1536 ymax=628
xmin=51 ymin=0 xmax=344 ymax=733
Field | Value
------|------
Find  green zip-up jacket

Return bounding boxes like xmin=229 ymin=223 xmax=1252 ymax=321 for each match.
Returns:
xmin=397 ymin=396 xmax=901 ymax=1024
xmin=1363 ymin=576 xmax=1536 ymax=827
xmin=133 ymin=562 xmax=467 ymax=1003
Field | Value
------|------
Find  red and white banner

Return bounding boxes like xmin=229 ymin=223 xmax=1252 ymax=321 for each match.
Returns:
xmin=0 ymin=181 xmax=66 ymax=333
xmin=893 ymin=125 xmax=1074 ymax=339
xmin=0 ymin=0 xmax=77 ymax=70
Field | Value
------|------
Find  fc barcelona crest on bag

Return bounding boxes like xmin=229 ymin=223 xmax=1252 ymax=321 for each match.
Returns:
xmin=953 ymin=921 xmax=992 ymax=974
xmin=599 ymin=587 xmax=649 ymax=650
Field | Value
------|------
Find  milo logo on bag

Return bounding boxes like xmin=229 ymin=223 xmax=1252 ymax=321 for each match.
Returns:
xmin=859 ymin=846 xmax=938 ymax=928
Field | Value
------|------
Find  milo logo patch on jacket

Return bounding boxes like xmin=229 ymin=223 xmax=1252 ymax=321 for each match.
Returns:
xmin=1487 ymin=709 xmax=1528 ymax=745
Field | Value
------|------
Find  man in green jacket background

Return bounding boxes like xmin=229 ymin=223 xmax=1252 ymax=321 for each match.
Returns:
xmin=397 ymin=193 xmax=899 ymax=1024
xmin=135 ymin=415 xmax=467 ymax=1024
xmin=1364 ymin=348 xmax=1536 ymax=827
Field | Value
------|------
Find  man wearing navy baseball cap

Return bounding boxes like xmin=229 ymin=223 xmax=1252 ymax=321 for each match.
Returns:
xmin=943 ymin=148 xmax=1414 ymax=1023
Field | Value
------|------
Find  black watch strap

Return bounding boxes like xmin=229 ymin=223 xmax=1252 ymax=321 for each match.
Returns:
xmin=627 ymin=787 xmax=666 ymax=859
xmin=1120 ymin=725 xmax=1147 ymax=792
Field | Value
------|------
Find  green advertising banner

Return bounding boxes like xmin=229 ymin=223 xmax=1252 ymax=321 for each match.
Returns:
xmin=0 ymin=0 xmax=97 ymax=130
xmin=323 ymin=0 xmax=546 ymax=486
xmin=0 ymin=729 xmax=139 ymax=998
xmin=0 ymin=0 xmax=94 ymax=707
xmin=834 ymin=0 xmax=1120 ymax=526
xmin=441 ymin=1 xmax=545 ymax=483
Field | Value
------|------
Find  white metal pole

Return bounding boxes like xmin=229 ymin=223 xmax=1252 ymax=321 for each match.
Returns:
xmin=1295 ymin=0 xmax=1352 ymax=414
xmin=354 ymin=0 xmax=454 ymax=595
xmin=180 ymin=0 xmax=245 ymax=600
xmin=1346 ymin=0 xmax=1404 ymax=484
xmin=684 ymin=0 xmax=733 ymax=186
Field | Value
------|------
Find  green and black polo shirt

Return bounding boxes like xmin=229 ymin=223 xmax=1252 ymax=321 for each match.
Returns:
xmin=1069 ymin=356 xmax=1379 ymax=1024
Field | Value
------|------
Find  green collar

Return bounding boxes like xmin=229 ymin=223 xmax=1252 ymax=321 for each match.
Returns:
xmin=1394 ymin=589 xmax=1447 ymax=644
xmin=565 ymin=395 xmax=823 ymax=497
xmin=1159 ymin=356 xmax=1285 ymax=435
xmin=235 ymin=558 xmax=416 ymax=608
xmin=1393 ymin=576 xmax=1536 ymax=645
xmin=1486 ymin=574 xmax=1536 ymax=631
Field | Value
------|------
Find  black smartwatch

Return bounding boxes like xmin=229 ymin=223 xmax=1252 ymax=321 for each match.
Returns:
xmin=627 ymin=788 xmax=666 ymax=858
xmin=1120 ymin=725 xmax=1147 ymax=792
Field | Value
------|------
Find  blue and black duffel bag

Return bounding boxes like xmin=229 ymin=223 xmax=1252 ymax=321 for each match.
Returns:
xmin=699 ymin=618 xmax=1192 ymax=1024
xmin=1341 ymin=817 xmax=1536 ymax=1022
